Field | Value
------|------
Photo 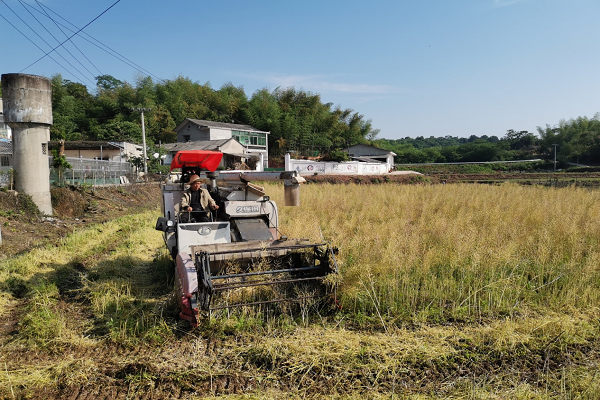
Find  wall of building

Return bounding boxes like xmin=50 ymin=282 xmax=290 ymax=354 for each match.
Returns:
xmin=219 ymin=140 xmax=245 ymax=155
xmin=121 ymin=142 xmax=142 ymax=159
xmin=177 ymin=125 xmax=232 ymax=141
xmin=207 ymin=127 xmax=232 ymax=140
xmin=0 ymin=99 xmax=12 ymax=140
xmin=63 ymin=149 xmax=122 ymax=160
xmin=177 ymin=125 xmax=206 ymax=142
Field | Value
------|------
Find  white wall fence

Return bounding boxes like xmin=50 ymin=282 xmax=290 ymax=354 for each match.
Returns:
xmin=284 ymin=153 xmax=390 ymax=175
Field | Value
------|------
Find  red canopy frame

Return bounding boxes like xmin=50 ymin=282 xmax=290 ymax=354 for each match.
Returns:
xmin=170 ymin=150 xmax=223 ymax=172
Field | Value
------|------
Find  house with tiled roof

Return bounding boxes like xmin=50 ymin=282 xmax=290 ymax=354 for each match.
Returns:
xmin=162 ymin=139 xmax=251 ymax=170
xmin=47 ymin=141 xmax=142 ymax=161
xmin=345 ymin=144 xmax=396 ymax=168
xmin=174 ymin=118 xmax=269 ymax=168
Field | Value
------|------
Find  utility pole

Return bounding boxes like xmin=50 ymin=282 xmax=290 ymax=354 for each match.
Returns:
xmin=553 ymin=144 xmax=558 ymax=171
xmin=132 ymin=108 xmax=151 ymax=175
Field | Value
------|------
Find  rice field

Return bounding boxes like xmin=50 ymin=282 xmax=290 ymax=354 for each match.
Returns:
xmin=1 ymin=182 xmax=600 ymax=398
xmin=275 ymin=182 xmax=600 ymax=324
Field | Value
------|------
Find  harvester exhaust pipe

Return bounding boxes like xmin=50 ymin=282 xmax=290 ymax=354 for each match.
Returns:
xmin=206 ymin=171 xmax=219 ymax=192
xmin=283 ymin=171 xmax=305 ymax=206
xmin=284 ymin=180 xmax=300 ymax=206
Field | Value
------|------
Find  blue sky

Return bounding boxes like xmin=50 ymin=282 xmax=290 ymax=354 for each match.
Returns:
xmin=1 ymin=0 xmax=599 ymax=140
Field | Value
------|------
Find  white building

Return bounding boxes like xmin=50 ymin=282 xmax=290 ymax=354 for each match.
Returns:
xmin=0 ymin=98 xmax=13 ymax=140
xmin=174 ymin=118 xmax=269 ymax=168
xmin=47 ymin=141 xmax=142 ymax=161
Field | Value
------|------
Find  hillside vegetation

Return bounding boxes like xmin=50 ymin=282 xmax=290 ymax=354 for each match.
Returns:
xmin=1 ymin=182 xmax=599 ymax=398
xmin=4 ymin=74 xmax=599 ymax=168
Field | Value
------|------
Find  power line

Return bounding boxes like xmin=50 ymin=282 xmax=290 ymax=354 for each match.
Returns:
xmin=20 ymin=0 xmax=122 ymax=73
xmin=34 ymin=0 xmax=103 ymax=77
xmin=25 ymin=0 xmax=166 ymax=84
xmin=0 ymin=3 xmax=89 ymax=84
xmin=15 ymin=0 xmax=96 ymax=84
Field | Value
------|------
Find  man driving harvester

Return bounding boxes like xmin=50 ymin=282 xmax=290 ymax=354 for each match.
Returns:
xmin=179 ymin=174 xmax=219 ymax=223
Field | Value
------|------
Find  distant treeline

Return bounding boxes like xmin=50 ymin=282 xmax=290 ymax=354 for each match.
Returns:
xmin=1 ymin=74 xmax=599 ymax=166
xmin=375 ymin=115 xmax=600 ymax=166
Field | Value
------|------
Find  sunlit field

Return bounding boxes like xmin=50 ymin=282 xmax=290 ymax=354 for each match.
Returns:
xmin=273 ymin=182 xmax=600 ymax=323
xmin=2 ymin=182 xmax=600 ymax=398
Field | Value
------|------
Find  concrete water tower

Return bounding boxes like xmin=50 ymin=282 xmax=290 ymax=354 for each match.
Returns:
xmin=1 ymin=73 xmax=53 ymax=215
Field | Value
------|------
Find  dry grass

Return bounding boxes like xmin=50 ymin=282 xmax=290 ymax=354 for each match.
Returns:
xmin=271 ymin=182 xmax=600 ymax=324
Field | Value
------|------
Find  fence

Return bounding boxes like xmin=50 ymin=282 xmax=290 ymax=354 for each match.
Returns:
xmin=0 ymin=141 xmax=13 ymax=188
xmin=284 ymin=154 xmax=391 ymax=175
xmin=50 ymin=157 xmax=134 ymax=186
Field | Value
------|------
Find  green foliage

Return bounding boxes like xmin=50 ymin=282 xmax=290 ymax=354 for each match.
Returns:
xmin=49 ymin=75 xmax=378 ymax=158
xmin=51 ymin=148 xmax=72 ymax=170
xmin=128 ymin=145 xmax=169 ymax=174
xmin=0 ymin=169 xmax=14 ymax=189
xmin=148 ymin=145 xmax=170 ymax=174
xmin=386 ymin=131 xmax=544 ymax=165
xmin=16 ymin=192 xmax=41 ymax=217
xmin=47 ymin=73 xmax=600 ymax=165
xmin=51 ymin=149 xmax=72 ymax=187
xmin=395 ymin=161 xmax=550 ymax=174
xmin=537 ymin=113 xmax=600 ymax=165
xmin=323 ymin=149 xmax=350 ymax=162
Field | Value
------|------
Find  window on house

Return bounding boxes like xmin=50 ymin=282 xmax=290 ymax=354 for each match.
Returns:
xmin=183 ymin=135 xmax=190 ymax=142
xmin=0 ymin=155 xmax=9 ymax=167
xmin=237 ymin=134 xmax=249 ymax=145
xmin=42 ymin=143 xmax=47 ymax=155
xmin=233 ymin=130 xmax=267 ymax=146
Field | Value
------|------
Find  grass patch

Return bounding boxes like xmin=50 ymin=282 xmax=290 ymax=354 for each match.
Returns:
xmin=1 ymin=208 xmax=176 ymax=349
xmin=18 ymin=282 xmax=66 ymax=347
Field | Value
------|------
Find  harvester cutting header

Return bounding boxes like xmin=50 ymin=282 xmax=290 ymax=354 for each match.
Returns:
xmin=156 ymin=150 xmax=338 ymax=325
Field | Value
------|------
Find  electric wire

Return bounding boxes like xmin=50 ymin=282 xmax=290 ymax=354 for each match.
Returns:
xmin=27 ymin=0 xmax=165 ymax=84
xmin=4 ymin=1 xmax=236 ymax=120
xmin=19 ymin=0 xmax=122 ymax=73
xmin=34 ymin=0 xmax=103 ymax=77
xmin=15 ymin=0 xmax=96 ymax=85
xmin=0 ymin=4 xmax=88 ymax=84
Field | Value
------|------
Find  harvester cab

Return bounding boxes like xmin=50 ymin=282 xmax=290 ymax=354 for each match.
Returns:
xmin=156 ymin=150 xmax=338 ymax=325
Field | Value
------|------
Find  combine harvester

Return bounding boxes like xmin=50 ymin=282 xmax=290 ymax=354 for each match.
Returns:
xmin=155 ymin=150 xmax=338 ymax=325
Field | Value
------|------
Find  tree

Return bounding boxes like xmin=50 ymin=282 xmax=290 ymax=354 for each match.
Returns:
xmin=51 ymin=141 xmax=72 ymax=186
xmin=502 ymin=129 xmax=538 ymax=151
xmin=96 ymin=74 xmax=123 ymax=91
xmin=457 ymin=141 xmax=501 ymax=162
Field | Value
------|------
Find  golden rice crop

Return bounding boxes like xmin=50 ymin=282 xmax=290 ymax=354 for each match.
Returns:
xmin=268 ymin=182 xmax=600 ymax=322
